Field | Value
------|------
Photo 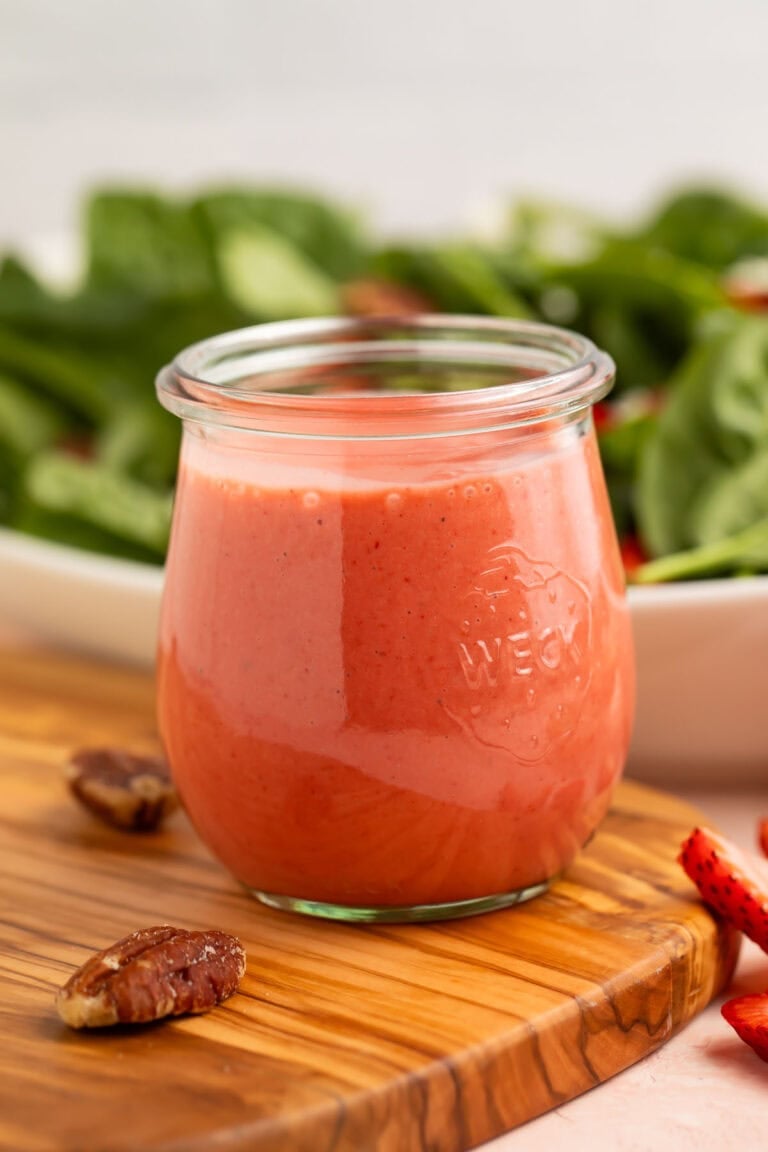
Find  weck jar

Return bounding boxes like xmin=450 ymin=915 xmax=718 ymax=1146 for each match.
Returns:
xmin=155 ymin=316 xmax=635 ymax=922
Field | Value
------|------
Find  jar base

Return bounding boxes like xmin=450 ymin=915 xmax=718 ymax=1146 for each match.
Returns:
xmin=248 ymin=880 xmax=552 ymax=923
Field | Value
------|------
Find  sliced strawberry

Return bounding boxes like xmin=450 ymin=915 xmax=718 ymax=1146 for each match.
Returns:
xmin=341 ymin=278 xmax=434 ymax=317
xmin=678 ymin=826 xmax=768 ymax=952
xmin=619 ymin=535 xmax=648 ymax=578
xmin=759 ymin=819 xmax=768 ymax=859
xmin=722 ymin=993 xmax=768 ymax=1062
xmin=592 ymin=400 xmax=614 ymax=433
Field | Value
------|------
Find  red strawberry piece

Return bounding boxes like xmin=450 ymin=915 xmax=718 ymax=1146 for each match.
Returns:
xmin=619 ymin=535 xmax=648 ymax=579
xmin=592 ymin=401 xmax=614 ymax=433
xmin=678 ymin=826 xmax=768 ymax=952
xmin=759 ymin=819 xmax=768 ymax=859
xmin=722 ymin=993 xmax=768 ymax=1063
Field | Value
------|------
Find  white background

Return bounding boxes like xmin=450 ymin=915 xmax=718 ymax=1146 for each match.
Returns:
xmin=2 ymin=0 xmax=768 ymax=243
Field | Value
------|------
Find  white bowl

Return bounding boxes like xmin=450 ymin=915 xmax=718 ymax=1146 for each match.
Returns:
xmin=0 ymin=528 xmax=162 ymax=667
xmin=627 ymin=578 xmax=768 ymax=784
xmin=1 ymin=527 xmax=764 ymax=786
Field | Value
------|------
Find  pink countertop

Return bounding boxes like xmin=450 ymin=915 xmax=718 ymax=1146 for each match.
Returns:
xmin=487 ymin=787 xmax=768 ymax=1151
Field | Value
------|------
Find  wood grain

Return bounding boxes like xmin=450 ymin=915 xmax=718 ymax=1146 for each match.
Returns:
xmin=0 ymin=644 xmax=739 ymax=1152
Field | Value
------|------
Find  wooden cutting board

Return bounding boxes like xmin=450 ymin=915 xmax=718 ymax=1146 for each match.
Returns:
xmin=0 ymin=645 xmax=739 ymax=1152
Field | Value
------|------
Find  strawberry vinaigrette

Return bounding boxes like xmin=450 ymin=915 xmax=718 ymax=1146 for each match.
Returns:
xmin=156 ymin=318 xmax=635 ymax=921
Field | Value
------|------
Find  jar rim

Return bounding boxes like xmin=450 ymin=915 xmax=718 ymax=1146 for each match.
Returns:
xmin=156 ymin=315 xmax=615 ymax=439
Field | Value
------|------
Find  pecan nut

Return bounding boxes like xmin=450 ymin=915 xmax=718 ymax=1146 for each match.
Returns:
xmin=65 ymin=747 xmax=179 ymax=831
xmin=55 ymin=925 xmax=246 ymax=1029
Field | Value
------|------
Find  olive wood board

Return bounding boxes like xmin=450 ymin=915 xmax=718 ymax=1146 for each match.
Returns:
xmin=0 ymin=645 xmax=739 ymax=1152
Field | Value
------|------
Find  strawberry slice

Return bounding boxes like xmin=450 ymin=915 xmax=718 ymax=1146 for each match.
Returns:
xmin=619 ymin=535 xmax=648 ymax=579
xmin=722 ymin=993 xmax=768 ymax=1062
xmin=678 ymin=826 xmax=768 ymax=952
xmin=592 ymin=400 xmax=614 ymax=433
xmin=759 ymin=819 xmax=768 ymax=859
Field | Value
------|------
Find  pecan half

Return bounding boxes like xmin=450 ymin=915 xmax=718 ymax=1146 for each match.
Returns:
xmin=65 ymin=748 xmax=179 ymax=831
xmin=55 ymin=925 xmax=246 ymax=1029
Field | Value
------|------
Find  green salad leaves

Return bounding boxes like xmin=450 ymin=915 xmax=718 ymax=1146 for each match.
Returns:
xmin=634 ymin=312 xmax=768 ymax=581
xmin=2 ymin=182 xmax=768 ymax=580
xmin=0 ymin=187 xmax=369 ymax=562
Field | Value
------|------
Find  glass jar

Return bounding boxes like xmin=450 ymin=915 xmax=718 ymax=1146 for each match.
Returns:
xmin=156 ymin=316 xmax=634 ymax=922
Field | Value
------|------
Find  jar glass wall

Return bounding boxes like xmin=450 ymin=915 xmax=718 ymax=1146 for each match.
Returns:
xmin=156 ymin=317 xmax=635 ymax=922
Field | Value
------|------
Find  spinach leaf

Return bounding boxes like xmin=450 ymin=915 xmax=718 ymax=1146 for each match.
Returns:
xmin=502 ymin=197 xmax=606 ymax=266
xmin=637 ymin=313 xmax=768 ymax=557
xmin=691 ymin=448 xmax=768 ymax=544
xmin=429 ymin=245 xmax=532 ymax=317
xmin=597 ymin=400 xmax=657 ymax=537
xmin=217 ymin=226 xmax=339 ymax=319
xmin=0 ymin=326 xmax=111 ymax=421
xmin=372 ymin=243 xmax=530 ymax=316
xmin=633 ymin=516 xmax=768 ymax=583
xmin=0 ymin=371 xmax=68 ymax=457
xmin=14 ymin=504 xmax=169 ymax=564
xmin=638 ymin=187 xmax=768 ymax=271
xmin=85 ymin=190 xmax=217 ymax=300
xmin=535 ymin=241 xmax=725 ymax=391
xmin=22 ymin=452 xmax=173 ymax=559
xmin=194 ymin=187 xmax=369 ymax=282
xmin=95 ymin=401 xmax=180 ymax=489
